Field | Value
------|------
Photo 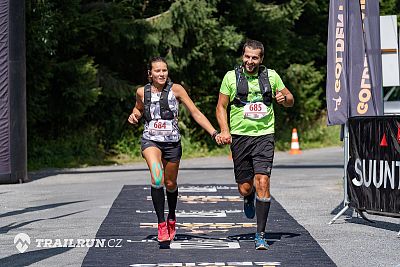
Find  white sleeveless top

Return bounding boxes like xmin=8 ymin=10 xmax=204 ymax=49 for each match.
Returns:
xmin=142 ymin=89 xmax=180 ymax=142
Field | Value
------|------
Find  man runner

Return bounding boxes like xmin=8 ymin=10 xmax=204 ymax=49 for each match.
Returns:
xmin=216 ymin=39 xmax=294 ymax=250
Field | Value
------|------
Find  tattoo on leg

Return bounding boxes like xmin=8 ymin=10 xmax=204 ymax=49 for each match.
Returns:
xmin=152 ymin=162 xmax=163 ymax=186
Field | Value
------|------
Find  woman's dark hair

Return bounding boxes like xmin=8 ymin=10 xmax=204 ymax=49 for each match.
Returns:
xmin=146 ymin=57 xmax=170 ymax=83
xmin=147 ymin=56 xmax=168 ymax=72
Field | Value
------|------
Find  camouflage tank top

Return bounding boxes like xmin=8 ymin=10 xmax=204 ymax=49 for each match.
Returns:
xmin=142 ymin=89 xmax=180 ymax=142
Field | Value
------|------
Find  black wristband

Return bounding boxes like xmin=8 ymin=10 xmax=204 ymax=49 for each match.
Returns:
xmin=211 ymin=130 xmax=219 ymax=140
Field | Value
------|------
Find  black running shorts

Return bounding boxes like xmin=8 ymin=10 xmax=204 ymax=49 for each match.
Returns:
xmin=141 ymin=138 xmax=182 ymax=162
xmin=230 ymin=134 xmax=275 ymax=183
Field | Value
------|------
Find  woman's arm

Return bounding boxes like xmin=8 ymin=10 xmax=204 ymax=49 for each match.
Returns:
xmin=128 ymin=87 xmax=145 ymax=124
xmin=173 ymin=84 xmax=218 ymax=137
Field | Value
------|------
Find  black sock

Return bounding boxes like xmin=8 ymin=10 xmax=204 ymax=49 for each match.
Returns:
xmin=244 ymin=186 xmax=255 ymax=199
xmin=151 ymin=186 xmax=165 ymax=223
xmin=256 ymin=197 xmax=271 ymax=233
xmin=166 ymin=187 xmax=178 ymax=220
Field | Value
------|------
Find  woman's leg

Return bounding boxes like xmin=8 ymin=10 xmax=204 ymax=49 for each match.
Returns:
xmin=143 ymin=147 xmax=165 ymax=222
xmin=143 ymin=146 xmax=170 ymax=242
xmin=163 ymin=159 xmax=180 ymax=240
xmin=163 ymin=160 xmax=180 ymax=218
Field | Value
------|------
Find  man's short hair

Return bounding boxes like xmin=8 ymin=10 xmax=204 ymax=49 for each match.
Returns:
xmin=242 ymin=39 xmax=264 ymax=58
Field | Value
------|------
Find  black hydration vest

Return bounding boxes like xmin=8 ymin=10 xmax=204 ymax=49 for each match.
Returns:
xmin=143 ymin=81 xmax=174 ymax=122
xmin=232 ymin=65 xmax=273 ymax=107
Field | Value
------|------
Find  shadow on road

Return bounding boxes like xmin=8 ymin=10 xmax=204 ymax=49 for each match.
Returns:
xmin=345 ymin=216 xmax=400 ymax=233
xmin=142 ymin=231 xmax=300 ymax=243
xmin=0 ymin=210 xmax=88 ymax=234
xmin=0 ymin=201 xmax=88 ymax=219
xmin=330 ymin=202 xmax=399 ymax=233
xmin=0 ymin=247 xmax=74 ymax=266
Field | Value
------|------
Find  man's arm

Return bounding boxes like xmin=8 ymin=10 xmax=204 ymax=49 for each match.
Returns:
xmin=216 ymin=93 xmax=232 ymax=144
xmin=275 ymin=88 xmax=294 ymax=107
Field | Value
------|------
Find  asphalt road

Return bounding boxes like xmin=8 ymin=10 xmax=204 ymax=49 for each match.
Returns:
xmin=0 ymin=146 xmax=399 ymax=266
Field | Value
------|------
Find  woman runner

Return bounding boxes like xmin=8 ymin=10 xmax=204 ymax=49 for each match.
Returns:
xmin=128 ymin=57 xmax=221 ymax=244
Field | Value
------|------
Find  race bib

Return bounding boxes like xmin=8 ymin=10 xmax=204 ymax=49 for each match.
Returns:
xmin=149 ymin=120 xmax=173 ymax=136
xmin=243 ymin=102 xmax=267 ymax=119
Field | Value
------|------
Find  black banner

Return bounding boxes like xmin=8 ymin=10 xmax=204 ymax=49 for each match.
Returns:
xmin=362 ymin=0 xmax=383 ymax=115
xmin=0 ymin=0 xmax=27 ymax=183
xmin=0 ymin=0 xmax=10 ymax=174
xmin=348 ymin=0 xmax=383 ymax=118
xmin=326 ymin=0 xmax=349 ymax=125
xmin=347 ymin=116 xmax=400 ymax=216
xmin=326 ymin=0 xmax=383 ymax=126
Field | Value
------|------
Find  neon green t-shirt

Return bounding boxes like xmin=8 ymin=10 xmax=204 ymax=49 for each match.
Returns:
xmin=219 ymin=68 xmax=285 ymax=136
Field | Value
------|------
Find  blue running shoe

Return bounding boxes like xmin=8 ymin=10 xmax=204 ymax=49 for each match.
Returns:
xmin=254 ymin=232 xmax=269 ymax=250
xmin=243 ymin=188 xmax=255 ymax=219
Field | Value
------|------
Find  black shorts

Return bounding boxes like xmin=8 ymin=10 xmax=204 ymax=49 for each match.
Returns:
xmin=230 ymin=134 xmax=274 ymax=183
xmin=141 ymin=138 xmax=182 ymax=162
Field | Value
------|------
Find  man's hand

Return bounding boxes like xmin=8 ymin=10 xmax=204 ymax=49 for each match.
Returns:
xmin=218 ymin=131 xmax=232 ymax=145
xmin=275 ymin=91 xmax=286 ymax=105
xmin=128 ymin=112 xmax=140 ymax=125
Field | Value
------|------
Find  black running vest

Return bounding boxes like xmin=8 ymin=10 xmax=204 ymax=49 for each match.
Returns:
xmin=143 ymin=81 xmax=174 ymax=122
xmin=232 ymin=65 xmax=273 ymax=107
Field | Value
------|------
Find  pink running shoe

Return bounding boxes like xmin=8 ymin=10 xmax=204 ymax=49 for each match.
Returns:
xmin=167 ymin=218 xmax=176 ymax=240
xmin=157 ymin=222 xmax=170 ymax=242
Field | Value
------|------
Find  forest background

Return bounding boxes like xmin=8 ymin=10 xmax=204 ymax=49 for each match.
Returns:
xmin=26 ymin=0 xmax=400 ymax=169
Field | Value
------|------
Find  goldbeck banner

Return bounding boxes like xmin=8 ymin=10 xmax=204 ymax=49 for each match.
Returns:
xmin=326 ymin=0 xmax=348 ymax=125
xmin=326 ymin=0 xmax=383 ymax=126
xmin=0 ymin=1 xmax=10 ymax=174
xmin=347 ymin=116 xmax=400 ymax=216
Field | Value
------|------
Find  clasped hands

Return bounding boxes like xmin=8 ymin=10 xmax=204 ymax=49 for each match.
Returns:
xmin=214 ymin=131 xmax=232 ymax=145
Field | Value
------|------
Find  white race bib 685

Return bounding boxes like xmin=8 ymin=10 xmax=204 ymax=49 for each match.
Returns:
xmin=149 ymin=120 xmax=173 ymax=136
xmin=243 ymin=102 xmax=267 ymax=119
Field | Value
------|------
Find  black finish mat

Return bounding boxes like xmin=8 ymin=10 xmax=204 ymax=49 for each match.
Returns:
xmin=82 ymin=185 xmax=335 ymax=266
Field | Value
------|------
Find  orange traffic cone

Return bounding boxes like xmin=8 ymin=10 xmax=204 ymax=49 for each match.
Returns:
xmin=289 ymin=128 xmax=302 ymax=155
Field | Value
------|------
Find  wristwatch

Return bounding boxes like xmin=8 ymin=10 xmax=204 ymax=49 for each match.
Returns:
xmin=211 ymin=130 xmax=219 ymax=140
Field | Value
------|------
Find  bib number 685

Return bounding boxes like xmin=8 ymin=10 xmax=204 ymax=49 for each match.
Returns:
xmin=249 ymin=103 xmax=263 ymax=111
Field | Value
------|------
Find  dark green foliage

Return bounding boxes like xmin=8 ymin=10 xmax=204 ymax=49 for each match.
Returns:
xmin=26 ymin=0 xmax=399 ymax=169
xmin=284 ymin=62 xmax=325 ymax=125
xmin=380 ymin=0 xmax=400 ymax=15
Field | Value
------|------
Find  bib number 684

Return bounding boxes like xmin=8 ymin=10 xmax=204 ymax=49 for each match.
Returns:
xmin=153 ymin=121 xmax=167 ymax=129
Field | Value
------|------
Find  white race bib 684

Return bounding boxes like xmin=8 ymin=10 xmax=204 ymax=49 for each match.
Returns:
xmin=149 ymin=120 xmax=173 ymax=136
xmin=243 ymin=103 xmax=267 ymax=119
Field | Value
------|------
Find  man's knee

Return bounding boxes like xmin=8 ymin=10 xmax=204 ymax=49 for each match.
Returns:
xmin=238 ymin=181 xmax=254 ymax=196
xmin=255 ymin=174 xmax=269 ymax=185
xmin=255 ymin=174 xmax=270 ymax=197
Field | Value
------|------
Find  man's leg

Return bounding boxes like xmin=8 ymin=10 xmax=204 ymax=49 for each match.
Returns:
xmin=231 ymin=135 xmax=255 ymax=219
xmin=254 ymin=173 xmax=271 ymax=250
xmin=255 ymin=174 xmax=271 ymax=232
xmin=251 ymin=134 xmax=274 ymax=249
xmin=238 ymin=180 xmax=256 ymax=219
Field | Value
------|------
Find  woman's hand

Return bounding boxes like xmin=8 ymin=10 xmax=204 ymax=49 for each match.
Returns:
xmin=128 ymin=112 xmax=140 ymax=125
